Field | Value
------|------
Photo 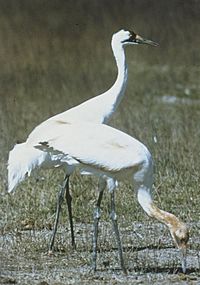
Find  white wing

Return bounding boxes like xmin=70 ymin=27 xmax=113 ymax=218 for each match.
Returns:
xmin=35 ymin=123 xmax=150 ymax=173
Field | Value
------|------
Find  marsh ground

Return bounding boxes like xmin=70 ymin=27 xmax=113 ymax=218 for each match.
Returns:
xmin=0 ymin=1 xmax=200 ymax=284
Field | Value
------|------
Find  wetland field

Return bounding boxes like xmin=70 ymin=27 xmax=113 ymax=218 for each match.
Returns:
xmin=0 ymin=1 xmax=200 ymax=284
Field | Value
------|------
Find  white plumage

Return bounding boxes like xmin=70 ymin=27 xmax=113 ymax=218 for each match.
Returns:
xmin=7 ymin=26 xmax=188 ymax=273
xmin=35 ymin=122 xmax=189 ymax=273
xmin=36 ymin=122 xmax=152 ymax=179
xmin=7 ymin=29 xmax=158 ymax=253
xmin=8 ymin=29 xmax=158 ymax=193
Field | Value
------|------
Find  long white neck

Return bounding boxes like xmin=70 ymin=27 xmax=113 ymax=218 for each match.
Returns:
xmin=109 ymin=41 xmax=128 ymax=112
xmin=47 ymin=39 xmax=129 ymax=125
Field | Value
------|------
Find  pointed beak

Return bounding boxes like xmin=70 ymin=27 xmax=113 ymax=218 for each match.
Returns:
xmin=180 ymin=246 xmax=187 ymax=274
xmin=135 ymin=34 xmax=159 ymax=47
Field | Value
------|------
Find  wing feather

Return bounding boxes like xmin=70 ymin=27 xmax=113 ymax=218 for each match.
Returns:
xmin=35 ymin=123 xmax=149 ymax=172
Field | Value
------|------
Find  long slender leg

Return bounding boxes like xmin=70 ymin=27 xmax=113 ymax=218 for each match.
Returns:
xmin=92 ymin=178 xmax=106 ymax=271
xmin=110 ymin=190 xmax=127 ymax=274
xmin=65 ymin=177 xmax=76 ymax=248
xmin=49 ymin=175 xmax=69 ymax=253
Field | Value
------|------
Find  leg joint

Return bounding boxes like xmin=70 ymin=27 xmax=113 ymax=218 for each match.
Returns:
xmin=110 ymin=210 xmax=117 ymax=221
xmin=94 ymin=207 xmax=101 ymax=220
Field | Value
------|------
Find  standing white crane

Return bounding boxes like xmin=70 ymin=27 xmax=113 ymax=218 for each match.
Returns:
xmin=7 ymin=29 xmax=158 ymax=251
xmin=34 ymin=122 xmax=189 ymax=274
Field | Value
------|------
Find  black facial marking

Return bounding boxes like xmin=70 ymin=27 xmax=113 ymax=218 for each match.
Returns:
xmin=39 ymin=141 xmax=49 ymax=147
xmin=122 ymin=31 xmax=137 ymax=43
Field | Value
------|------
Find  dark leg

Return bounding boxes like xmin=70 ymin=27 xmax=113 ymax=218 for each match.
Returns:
xmin=49 ymin=175 xmax=69 ymax=253
xmin=65 ymin=177 xmax=76 ymax=248
xmin=92 ymin=178 xmax=106 ymax=271
xmin=110 ymin=190 xmax=127 ymax=274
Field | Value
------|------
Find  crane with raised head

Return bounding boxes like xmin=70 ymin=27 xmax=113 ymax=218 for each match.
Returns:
xmin=7 ymin=29 xmax=158 ymax=251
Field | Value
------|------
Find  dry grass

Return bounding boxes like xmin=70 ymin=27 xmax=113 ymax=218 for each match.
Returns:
xmin=0 ymin=0 xmax=200 ymax=283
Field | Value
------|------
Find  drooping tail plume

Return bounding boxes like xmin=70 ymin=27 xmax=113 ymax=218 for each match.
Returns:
xmin=7 ymin=142 xmax=46 ymax=192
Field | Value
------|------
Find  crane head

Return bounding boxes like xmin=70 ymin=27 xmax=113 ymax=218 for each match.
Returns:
xmin=113 ymin=29 xmax=159 ymax=47
xmin=169 ymin=222 xmax=189 ymax=274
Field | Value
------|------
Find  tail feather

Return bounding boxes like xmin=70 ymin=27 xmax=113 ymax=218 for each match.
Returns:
xmin=7 ymin=142 xmax=46 ymax=193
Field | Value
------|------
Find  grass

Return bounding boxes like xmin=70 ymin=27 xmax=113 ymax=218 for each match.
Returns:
xmin=0 ymin=0 xmax=200 ymax=283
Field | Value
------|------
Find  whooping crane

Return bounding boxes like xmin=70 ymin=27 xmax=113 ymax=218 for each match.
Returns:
xmin=7 ymin=29 xmax=158 ymax=250
xmin=35 ymin=122 xmax=189 ymax=274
